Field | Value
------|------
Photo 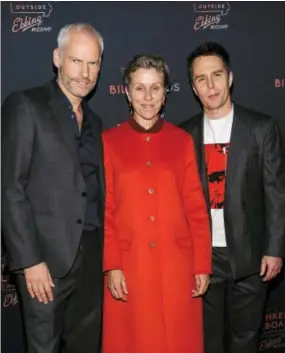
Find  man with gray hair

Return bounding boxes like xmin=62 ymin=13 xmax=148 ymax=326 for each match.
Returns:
xmin=2 ymin=23 xmax=105 ymax=353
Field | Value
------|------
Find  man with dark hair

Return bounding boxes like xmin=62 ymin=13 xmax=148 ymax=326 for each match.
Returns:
xmin=180 ymin=41 xmax=285 ymax=353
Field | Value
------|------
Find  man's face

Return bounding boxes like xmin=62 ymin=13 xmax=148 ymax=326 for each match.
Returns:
xmin=192 ymin=55 xmax=233 ymax=113
xmin=53 ymin=31 xmax=101 ymax=100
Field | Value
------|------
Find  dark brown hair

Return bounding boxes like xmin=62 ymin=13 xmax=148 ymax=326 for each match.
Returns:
xmin=187 ymin=41 xmax=231 ymax=82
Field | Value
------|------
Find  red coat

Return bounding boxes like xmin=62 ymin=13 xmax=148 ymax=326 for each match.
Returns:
xmin=102 ymin=120 xmax=212 ymax=353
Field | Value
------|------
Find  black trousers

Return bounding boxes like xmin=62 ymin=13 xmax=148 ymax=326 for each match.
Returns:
xmin=203 ymin=247 xmax=268 ymax=353
xmin=16 ymin=230 xmax=103 ymax=353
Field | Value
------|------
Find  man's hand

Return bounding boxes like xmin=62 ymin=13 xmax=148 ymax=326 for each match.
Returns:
xmin=260 ymin=256 xmax=283 ymax=282
xmin=108 ymin=269 xmax=128 ymax=301
xmin=24 ymin=262 xmax=55 ymax=304
xmin=192 ymin=274 xmax=210 ymax=297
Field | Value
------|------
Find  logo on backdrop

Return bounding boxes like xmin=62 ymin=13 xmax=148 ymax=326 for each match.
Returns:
xmin=10 ymin=2 xmax=53 ymax=33
xmin=1 ymin=258 xmax=19 ymax=308
xmin=259 ymin=307 xmax=285 ymax=351
xmin=193 ymin=2 xmax=230 ymax=31
xmin=109 ymin=68 xmax=180 ymax=95
xmin=275 ymin=78 xmax=284 ymax=88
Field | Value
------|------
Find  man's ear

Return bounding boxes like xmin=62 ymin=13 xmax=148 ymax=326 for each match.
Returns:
xmin=53 ymin=48 xmax=60 ymax=69
xmin=229 ymin=71 xmax=233 ymax=88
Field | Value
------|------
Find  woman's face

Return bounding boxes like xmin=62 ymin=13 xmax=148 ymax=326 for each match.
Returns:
xmin=126 ymin=68 xmax=166 ymax=121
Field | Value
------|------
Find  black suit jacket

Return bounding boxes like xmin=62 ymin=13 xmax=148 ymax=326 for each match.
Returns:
xmin=180 ymin=104 xmax=285 ymax=279
xmin=1 ymin=80 xmax=105 ymax=278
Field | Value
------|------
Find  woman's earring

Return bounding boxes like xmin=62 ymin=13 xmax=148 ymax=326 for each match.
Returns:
xmin=128 ymin=101 xmax=133 ymax=114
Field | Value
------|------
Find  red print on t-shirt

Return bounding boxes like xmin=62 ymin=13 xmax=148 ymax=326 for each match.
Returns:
xmin=204 ymin=143 xmax=230 ymax=210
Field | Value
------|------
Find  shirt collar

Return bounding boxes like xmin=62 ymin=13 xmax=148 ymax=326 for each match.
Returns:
xmin=128 ymin=116 xmax=164 ymax=133
xmin=203 ymin=104 xmax=234 ymax=123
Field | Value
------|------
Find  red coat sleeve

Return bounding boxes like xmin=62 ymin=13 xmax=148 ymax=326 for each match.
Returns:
xmin=183 ymin=135 xmax=212 ymax=275
xmin=103 ymin=136 xmax=122 ymax=272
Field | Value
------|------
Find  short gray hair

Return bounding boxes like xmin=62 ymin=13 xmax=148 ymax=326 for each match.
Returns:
xmin=57 ymin=23 xmax=104 ymax=56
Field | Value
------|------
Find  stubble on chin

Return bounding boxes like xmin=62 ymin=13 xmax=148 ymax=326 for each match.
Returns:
xmin=58 ymin=71 xmax=97 ymax=98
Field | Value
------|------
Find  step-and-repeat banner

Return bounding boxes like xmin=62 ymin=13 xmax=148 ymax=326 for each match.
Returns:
xmin=1 ymin=2 xmax=285 ymax=352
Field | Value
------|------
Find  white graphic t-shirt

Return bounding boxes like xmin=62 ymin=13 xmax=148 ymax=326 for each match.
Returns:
xmin=203 ymin=107 xmax=233 ymax=247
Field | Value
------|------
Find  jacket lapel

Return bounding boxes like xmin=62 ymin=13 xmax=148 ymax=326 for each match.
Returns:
xmin=190 ymin=115 xmax=211 ymax=208
xmin=48 ymin=97 xmax=82 ymax=170
xmin=225 ymin=105 xmax=250 ymax=204
xmin=46 ymin=81 xmax=82 ymax=171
